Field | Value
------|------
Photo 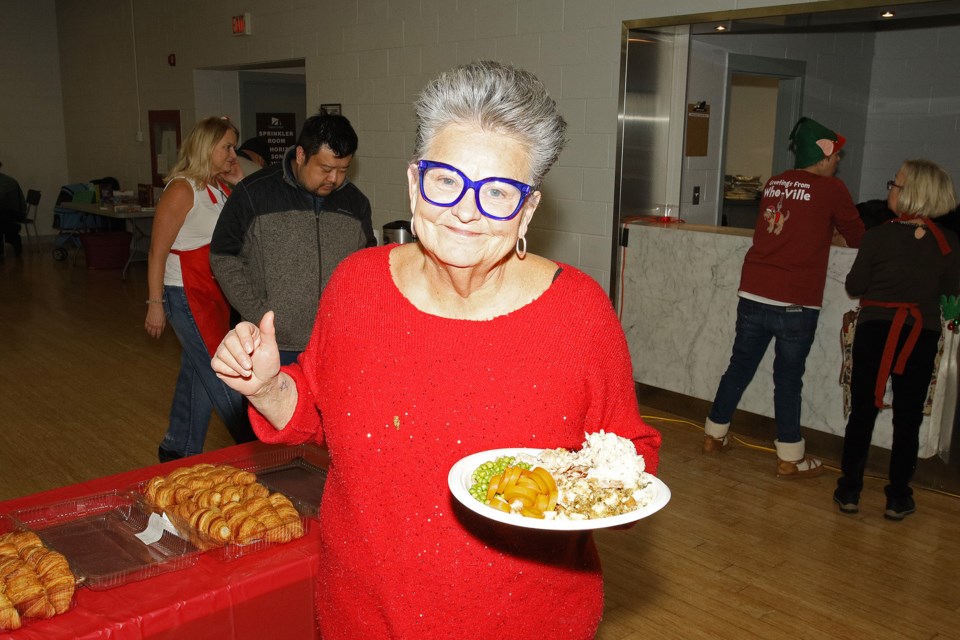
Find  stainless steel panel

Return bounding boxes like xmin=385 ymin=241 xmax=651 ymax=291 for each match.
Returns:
xmin=617 ymin=30 xmax=677 ymax=218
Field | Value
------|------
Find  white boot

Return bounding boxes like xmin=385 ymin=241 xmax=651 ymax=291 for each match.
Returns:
xmin=703 ymin=418 xmax=731 ymax=454
xmin=775 ymin=438 xmax=823 ymax=478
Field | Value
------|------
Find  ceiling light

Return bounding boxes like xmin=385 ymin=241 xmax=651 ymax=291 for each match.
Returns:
xmin=881 ymin=10 xmax=895 ymax=18
xmin=714 ymin=24 xmax=727 ymax=31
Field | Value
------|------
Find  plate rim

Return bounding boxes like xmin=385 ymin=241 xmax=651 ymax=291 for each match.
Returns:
xmin=447 ymin=447 xmax=670 ymax=531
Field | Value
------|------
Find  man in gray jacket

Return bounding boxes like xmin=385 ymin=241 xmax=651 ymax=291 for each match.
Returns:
xmin=211 ymin=114 xmax=376 ymax=364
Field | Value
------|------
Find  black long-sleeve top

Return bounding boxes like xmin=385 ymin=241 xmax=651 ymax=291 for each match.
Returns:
xmin=846 ymin=220 xmax=960 ymax=330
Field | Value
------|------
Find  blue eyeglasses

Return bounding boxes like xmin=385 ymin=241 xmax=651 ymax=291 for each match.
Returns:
xmin=417 ymin=160 xmax=534 ymax=221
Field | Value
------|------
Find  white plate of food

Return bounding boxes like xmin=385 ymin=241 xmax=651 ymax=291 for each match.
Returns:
xmin=447 ymin=441 xmax=670 ymax=531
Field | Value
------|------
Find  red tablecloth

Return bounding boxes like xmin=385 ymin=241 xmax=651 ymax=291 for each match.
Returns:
xmin=0 ymin=442 xmax=322 ymax=639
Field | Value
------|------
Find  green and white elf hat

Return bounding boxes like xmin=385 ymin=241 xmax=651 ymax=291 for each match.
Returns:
xmin=788 ymin=117 xmax=846 ymax=168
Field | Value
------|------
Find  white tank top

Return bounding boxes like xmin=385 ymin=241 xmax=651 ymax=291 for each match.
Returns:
xmin=163 ymin=176 xmax=228 ymax=286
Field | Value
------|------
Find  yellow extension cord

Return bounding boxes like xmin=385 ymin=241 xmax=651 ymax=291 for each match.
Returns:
xmin=641 ymin=413 xmax=960 ymax=500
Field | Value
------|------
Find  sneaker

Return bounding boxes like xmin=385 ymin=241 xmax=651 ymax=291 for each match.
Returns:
xmin=884 ymin=495 xmax=916 ymax=521
xmin=776 ymin=454 xmax=823 ymax=479
xmin=158 ymin=445 xmax=184 ymax=463
xmin=702 ymin=434 xmax=731 ymax=454
xmin=833 ymin=488 xmax=859 ymax=514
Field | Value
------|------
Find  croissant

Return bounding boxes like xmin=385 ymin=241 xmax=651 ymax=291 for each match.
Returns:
xmin=173 ymin=501 xmax=201 ymax=521
xmin=243 ymin=496 xmax=272 ymax=516
xmin=183 ymin=475 xmax=216 ymax=491
xmin=231 ymin=515 xmax=267 ymax=543
xmin=0 ymin=588 xmax=21 ymax=631
xmin=21 ymin=548 xmax=75 ymax=615
xmin=217 ymin=483 xmax=244 ymax=503
xmin=166 ymin=463 xmax=214 ymax=482
xmin=0 ymin=532 xmax=43 ymax=555
xmin=267 ymin=492 xmax=291 ymax=508
xmin=0 ymin=559 xmax=19 ymax=587
xmin=4 ymin=562 xmax=56 ymax=619
xmin=275 ymin=504 xmax=301 ymax=523
xmin=144 ymin=476 xmax=166 ymax=502
xmin=193 ymin=489 xmax=222 ymax=508
xmin=0 ymin=538 xmax=76 ymax=629
xmin=145 ymin=463 xmax=309 ymax=548
xmin=229 ymin=470 xmax=257 ymax=485
xmin=219 ymin=501 xmax=246 ymax=519
xmin=267 ymin=493 xmax=300 ymax=518
xmin=152 ymin=485 xmax=180 ymax=509
xmin=241 ymin=483 xmax=269 ymax=500
xmin=196 ymin=511 xmax=231 ymax=543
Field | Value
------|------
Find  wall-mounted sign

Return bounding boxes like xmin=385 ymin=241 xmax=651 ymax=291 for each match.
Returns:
xmin=232 ymin=13 xmax=252 ymax=36
xmin=320 ymin=104 xmax=341 ymax=116
xmin=255 ymin=113 xmax=296 ymax=164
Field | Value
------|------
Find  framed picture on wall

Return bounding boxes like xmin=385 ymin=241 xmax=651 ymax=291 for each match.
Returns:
xmin=320 ymin=104 xmax=341 ymax=116
xmin=148 ymin=110 xmax=181 ymax=188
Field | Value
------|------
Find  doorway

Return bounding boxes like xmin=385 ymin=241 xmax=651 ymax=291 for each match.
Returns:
xmin=719 ymin=55 xmax=804 ymax=228
xmin=193 ymin=59 xmax=307 ymax=156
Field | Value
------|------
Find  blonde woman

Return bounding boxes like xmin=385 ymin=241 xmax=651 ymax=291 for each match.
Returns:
xmin=837 ymin=159 xmax=960 ymax=519
xmin=145 ymin=116 xmax=252 ymax=462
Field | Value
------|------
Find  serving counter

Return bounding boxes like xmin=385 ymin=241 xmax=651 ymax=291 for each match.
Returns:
xmin=0 ymin=442 xmax=324 ymax=639
xmin=619 ymin=220 xmax=957 ymax=458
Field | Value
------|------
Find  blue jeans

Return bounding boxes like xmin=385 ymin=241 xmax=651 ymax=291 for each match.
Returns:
xmin=161 ymin=285 xmax=252 ymax=456
xmin=708 ymin=297 xmax=819 ymax=443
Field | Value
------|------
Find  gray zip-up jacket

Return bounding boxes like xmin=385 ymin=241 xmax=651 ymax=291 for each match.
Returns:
xmin=210 ymin=147 xmax=376 ymax=352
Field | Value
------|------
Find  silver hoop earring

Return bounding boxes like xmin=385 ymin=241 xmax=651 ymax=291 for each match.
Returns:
xmin=410 ymin=216 xmax=417 ymax=237
xmin=515 ymin=235 xmax=527 ymax=259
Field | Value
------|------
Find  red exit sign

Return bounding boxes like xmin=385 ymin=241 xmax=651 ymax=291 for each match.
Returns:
xmin=232 ymin=13 xmax=252 ymax=36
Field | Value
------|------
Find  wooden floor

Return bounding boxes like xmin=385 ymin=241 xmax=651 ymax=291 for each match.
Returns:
xmin=2 ymin=243 xmax=959 ymax=639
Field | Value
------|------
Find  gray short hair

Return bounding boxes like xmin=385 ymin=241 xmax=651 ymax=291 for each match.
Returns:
xmin=413 ymin=60 xmax=567 ymax=188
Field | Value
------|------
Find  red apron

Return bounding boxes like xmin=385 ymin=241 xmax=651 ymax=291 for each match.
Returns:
xmin=859 ymin=216 xmax=952 ymax=408
xmin=858 ymin=299 xmax=923 ymax=408
xmin=169 ymin=244 xmax=229 ymax=357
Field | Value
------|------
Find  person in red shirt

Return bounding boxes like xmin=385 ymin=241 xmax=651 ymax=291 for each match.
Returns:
xmin=703 ymin=117 xmax=865 ymax=478
xmin=211 ymin=61 xmax=661 ymax=639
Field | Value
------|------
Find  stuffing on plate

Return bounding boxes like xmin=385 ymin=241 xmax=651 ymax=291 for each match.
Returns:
xmin=517 ymin=430 xmax=656 ymax=521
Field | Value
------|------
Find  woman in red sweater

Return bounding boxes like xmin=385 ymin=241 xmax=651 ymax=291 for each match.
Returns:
xmin=212 ymin=61 xmax=662 ymax=638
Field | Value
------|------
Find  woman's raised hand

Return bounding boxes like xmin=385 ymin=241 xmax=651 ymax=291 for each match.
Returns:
xmin=211 ymin=311 xmax=282 ymax=398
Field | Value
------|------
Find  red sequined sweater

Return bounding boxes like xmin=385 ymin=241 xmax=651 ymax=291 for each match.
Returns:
xmin=250 ymin=245 xmax=662 ymax=639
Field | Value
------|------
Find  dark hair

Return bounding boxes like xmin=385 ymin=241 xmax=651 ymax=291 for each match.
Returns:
xmin=296 ymin=114 xmax=358 ymax=159
xmin=238 ymin=136 xmax=270 ymax=162
xmin=855 ymin=199 xmax=895 ymax=229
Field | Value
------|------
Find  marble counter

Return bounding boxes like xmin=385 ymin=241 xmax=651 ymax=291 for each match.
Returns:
xmin=620 ymin=221 xmax=956 ymax=457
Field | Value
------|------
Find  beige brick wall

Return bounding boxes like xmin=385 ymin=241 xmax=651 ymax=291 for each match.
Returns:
xmin=7 ymin=0 xmax=821 ymax=284
xmin=0 ymin=0 xmax=68 ymax=236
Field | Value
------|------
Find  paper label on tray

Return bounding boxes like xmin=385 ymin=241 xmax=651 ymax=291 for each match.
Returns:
xmin=135 ymin=512 xmax=181 ymax=545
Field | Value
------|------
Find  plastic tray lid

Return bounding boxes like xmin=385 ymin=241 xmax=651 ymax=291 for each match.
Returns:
xmin=224 ymin=443 xmax=328 ymax=516
xmin=8 ymin=490 xmax=200 ymax=590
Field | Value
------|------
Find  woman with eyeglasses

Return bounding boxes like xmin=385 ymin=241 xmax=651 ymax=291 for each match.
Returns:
xmin=211 ymin=60 xmax=661 ymax=638
xmin=836 ymin=159 xmax=960 ymax=520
